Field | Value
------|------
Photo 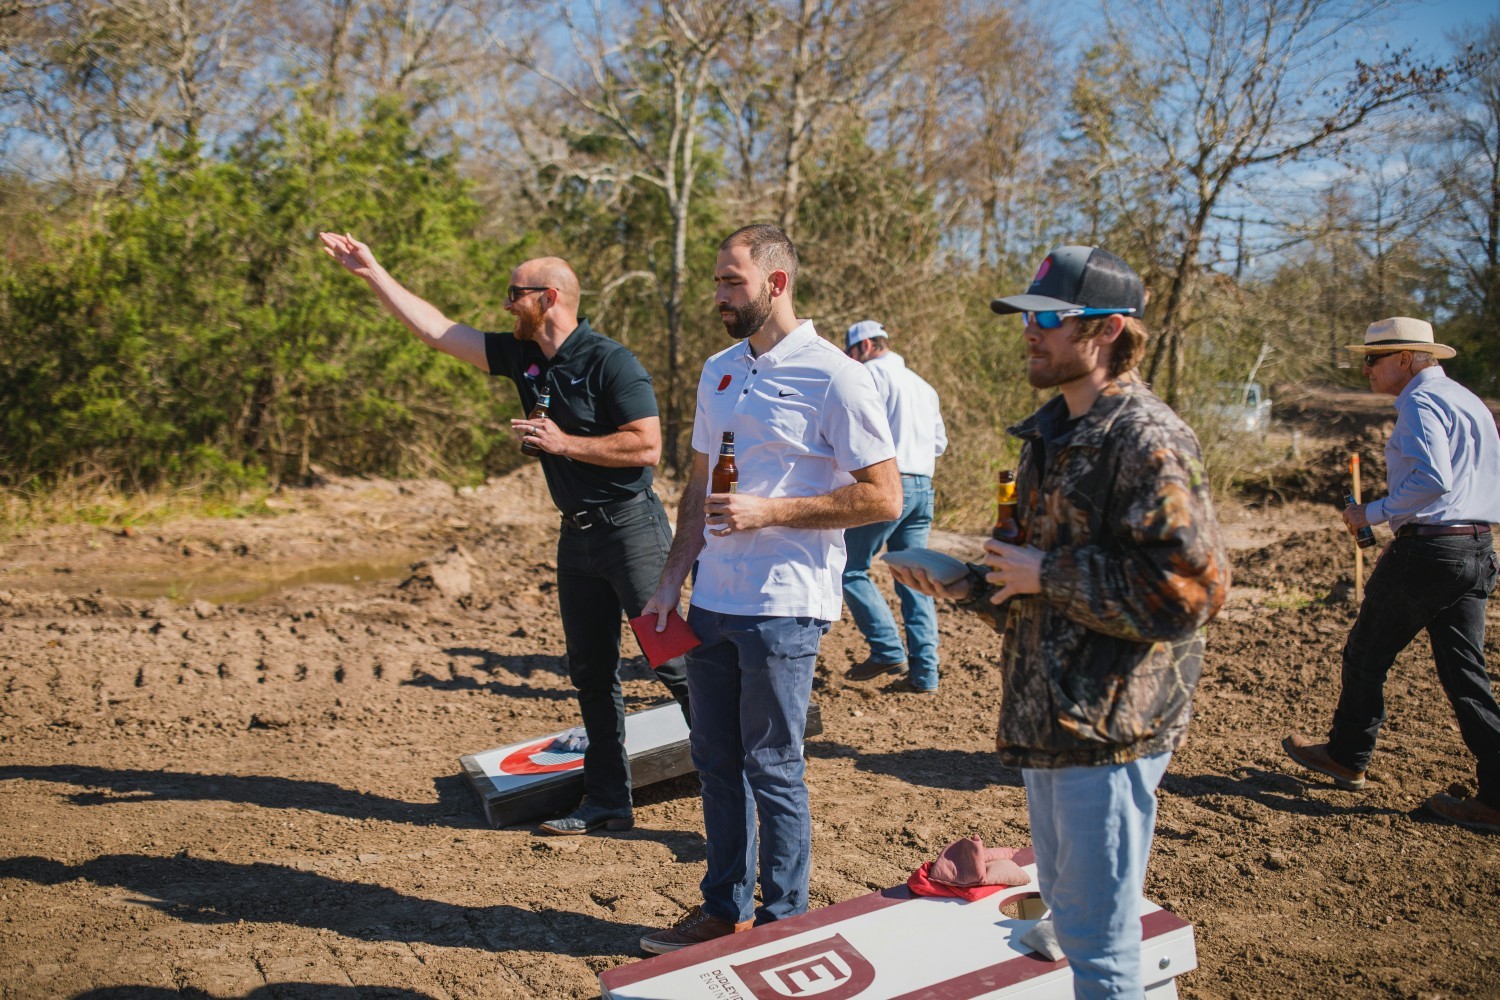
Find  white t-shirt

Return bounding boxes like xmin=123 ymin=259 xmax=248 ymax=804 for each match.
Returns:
xmin=864 ymin=351 xmax=946 ymax=477
xmin=690 ymin=321 xmax=896 ymax=620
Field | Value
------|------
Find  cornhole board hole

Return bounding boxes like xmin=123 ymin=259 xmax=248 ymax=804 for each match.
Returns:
xmin=460 ymin=701 xmax=825 ymax=828
xmin=599 ymin=850 xmax=1196 ymax=999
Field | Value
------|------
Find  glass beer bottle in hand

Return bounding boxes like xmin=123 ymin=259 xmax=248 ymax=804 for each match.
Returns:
xmin=1345 ymin=492 xmax=1376 ymax=549
xmin=521 ymin=388 xmax=551 ymax=457
xmin=992 ymin=470 xmax=1025 ymax=544
xmin=711 ymin=432 xmax=738 ymax=493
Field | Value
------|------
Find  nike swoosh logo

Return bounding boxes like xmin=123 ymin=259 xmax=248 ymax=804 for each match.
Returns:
xmin=778 ymin=389 xmax=797 ymax=397
xmin=571 ymin=376 xmax=586 ymax=384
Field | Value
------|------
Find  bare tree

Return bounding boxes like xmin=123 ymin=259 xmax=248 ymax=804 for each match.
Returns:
xmin=1101 ymin=0 xmax=1461 ymax=402
xmin=1433 ymin=18 xmax=1500 ymax=341
xmin=503 ymin=0 xmax=740 ymax=472
xmin=0 ymin=0 xmax=271 ymax=191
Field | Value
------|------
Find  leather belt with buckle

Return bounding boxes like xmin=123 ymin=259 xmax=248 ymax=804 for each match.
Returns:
xmin=1395 ymin=523 xmax=1492 ymax=538
xmin=561 ymin=491 xmax=650 ymax=531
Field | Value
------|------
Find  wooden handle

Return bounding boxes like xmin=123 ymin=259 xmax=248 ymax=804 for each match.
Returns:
xmin=1351 ymin=454 xmax=1364 ymax=603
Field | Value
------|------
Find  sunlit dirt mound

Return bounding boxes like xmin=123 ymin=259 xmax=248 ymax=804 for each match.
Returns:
xmin=1231 ymin=526 xmax=1350 ymax=585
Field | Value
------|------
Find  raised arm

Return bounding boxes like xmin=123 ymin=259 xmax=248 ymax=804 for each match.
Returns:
xmin=319 ymin=231 xmax=489 ymax=371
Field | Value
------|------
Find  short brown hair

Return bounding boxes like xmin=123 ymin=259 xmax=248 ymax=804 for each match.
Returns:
xmin=1072 ymin=314 xmax=1148 ymax=378
xmin=720 ymin=223 xmax=799 ymax=291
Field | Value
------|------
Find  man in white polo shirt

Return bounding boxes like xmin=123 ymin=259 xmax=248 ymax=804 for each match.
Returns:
xmin=841 ymin=319 xmax=948 ymax=692
xmin=638 ymin=223 xmax=901 ymax=953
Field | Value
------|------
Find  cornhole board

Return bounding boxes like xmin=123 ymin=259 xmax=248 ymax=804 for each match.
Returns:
xmin=599 ymin=850 xmax=1196 ymax=999
xmin=460 ymin=701 xmax=825 ymax=828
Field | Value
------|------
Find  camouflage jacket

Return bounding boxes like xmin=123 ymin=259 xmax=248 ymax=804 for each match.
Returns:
xmin=971 ymin=374 xmax=1229 ymax=768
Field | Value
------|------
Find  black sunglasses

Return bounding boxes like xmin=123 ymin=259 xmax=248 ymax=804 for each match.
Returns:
xmin=507 ymin=285 xmax=551 ymax=303
xmin=1361 ymin=351 xmax=1406 ymax=370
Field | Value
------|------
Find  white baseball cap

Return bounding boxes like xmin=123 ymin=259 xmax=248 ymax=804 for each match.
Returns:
xmin=845 ymin=320 xmax=888 ymax=349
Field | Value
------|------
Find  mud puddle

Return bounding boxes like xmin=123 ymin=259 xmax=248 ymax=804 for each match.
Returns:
xmin=4 ymin=555 xmax=421 ymax=605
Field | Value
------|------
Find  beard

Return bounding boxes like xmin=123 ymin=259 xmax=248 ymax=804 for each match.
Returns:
xmin=719 ymin=283 xmax=773 ymax=340
xmin=513 ymin=305 xmax=542 ymax=342
xmin=1025 ymin=349 xmax=1094 ymax=390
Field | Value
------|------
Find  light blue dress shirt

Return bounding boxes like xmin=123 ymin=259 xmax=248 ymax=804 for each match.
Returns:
xmin=1365 ymin=366 xmax=1500 ymax=530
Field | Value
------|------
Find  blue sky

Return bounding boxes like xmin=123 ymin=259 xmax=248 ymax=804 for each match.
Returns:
xmin=1390 ymin=0 xmax=1497 ymax=57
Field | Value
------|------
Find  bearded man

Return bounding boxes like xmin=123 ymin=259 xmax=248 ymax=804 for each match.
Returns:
xmin=890 ymin=246 xmax=1228 ymax=998
xmin=637 ymin=223 xmax=901 ymax=953
xmin=319 ymin=233 xmax=689 ymax=836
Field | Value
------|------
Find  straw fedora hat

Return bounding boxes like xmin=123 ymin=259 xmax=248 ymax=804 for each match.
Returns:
xmin=1345 ymin=316 xmax=1456 ymax=360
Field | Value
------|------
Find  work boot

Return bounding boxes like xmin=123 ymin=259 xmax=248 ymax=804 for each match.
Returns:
xmin=538 ymin=798 xmax=634 ymax=836
xmin=639 ymin=906 xmax=753 ymax=955
xmin=1425 ymin=793 xmax=1500 ymax=834
xmin=844 ymin=657 xmax=908 ymax=682
xmin=1281 ymin=734 xmax=1366 ymax=790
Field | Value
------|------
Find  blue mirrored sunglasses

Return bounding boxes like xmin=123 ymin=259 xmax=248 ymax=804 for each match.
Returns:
xmin=1022 ymin=307 xmax=1137 ymax=330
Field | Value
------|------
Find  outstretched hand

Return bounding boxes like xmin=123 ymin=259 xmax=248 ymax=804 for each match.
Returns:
xmin=318 ymin=231 xmax=378 ymax=279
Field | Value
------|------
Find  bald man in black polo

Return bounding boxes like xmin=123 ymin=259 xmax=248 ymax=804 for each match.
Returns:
xmin=320 ymin=233 xmax=689 ymax=835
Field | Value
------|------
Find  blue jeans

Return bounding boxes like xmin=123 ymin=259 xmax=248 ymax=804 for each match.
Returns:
xmin=1328 ymin=533 xmax=1500 ymax=808
xmin=1024 ymin=752 xmax=1172 ymax=999
xmin=684 ymin=607 xmax=828 ymax=925
xmin=556 ymin=491 xmax=691 ymax=813
xmin=841 ymin=473 xmax=939 ymax=689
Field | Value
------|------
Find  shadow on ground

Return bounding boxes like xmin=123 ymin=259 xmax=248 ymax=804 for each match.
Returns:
xmin=2 ymin=854 xmax=645 ymax=957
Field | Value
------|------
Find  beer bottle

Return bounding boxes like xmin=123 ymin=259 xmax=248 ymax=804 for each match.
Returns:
xmin=711 ymin=432 xmax=738 ymax=494
xmin=521 ymin=388 xmax=551 ymax=457
xmin=992 ymin=470 xmax=1025 ymax=544
xmin=1344 ymin=492 xmax=1376 ymax=549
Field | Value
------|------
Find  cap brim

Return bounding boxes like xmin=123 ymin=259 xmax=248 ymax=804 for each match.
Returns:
xmin=990 ymin=294 xmax=1080 ymax=315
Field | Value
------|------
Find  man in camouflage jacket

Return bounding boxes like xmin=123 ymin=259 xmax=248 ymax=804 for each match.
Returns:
xmin=891 ymin=246 xmax=1228 ymax=999
xmin=977 ymin=371 xmax=1229 ymax=770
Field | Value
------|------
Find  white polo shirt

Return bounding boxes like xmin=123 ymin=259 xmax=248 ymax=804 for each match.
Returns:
xmin=864 ymin=351 xmax=947 ymax=477
xmin=690 ymin=321 xmax=896 ymax=620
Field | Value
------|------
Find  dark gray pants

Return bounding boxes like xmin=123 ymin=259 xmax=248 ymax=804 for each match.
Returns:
xmin=556 ymin=491 xmax=690 ymax=812
xmin=1328 ymin=532 xmax=1500 ymax=807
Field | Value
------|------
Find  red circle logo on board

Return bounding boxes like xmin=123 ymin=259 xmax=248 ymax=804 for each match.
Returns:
xmin=498 ymin=738 xmax=586 ymax=775
xmin=717 ymin=374 xmax=733 ymax=392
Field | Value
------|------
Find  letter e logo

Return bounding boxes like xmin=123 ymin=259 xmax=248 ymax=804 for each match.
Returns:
xmin=731 ymin=934 xmax=876 ymax=999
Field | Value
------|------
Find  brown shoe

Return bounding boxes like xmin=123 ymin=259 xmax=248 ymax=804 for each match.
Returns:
xmin=1281 ymin=734 xmax=1366 ymax=790
xmin=845 ymin=658 xmax=908 ymax=682
xmin=639 ymin=906 xmax=752 ymax=955
xmin=1425 ymin=793 xmax=1500 ymax=834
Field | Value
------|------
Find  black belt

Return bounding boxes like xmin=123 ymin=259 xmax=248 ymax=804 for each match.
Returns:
xmin=561 ymin=491 xmax=651 ymax=531
xmin=1395 ymin=523 xmax=1492 ymax=538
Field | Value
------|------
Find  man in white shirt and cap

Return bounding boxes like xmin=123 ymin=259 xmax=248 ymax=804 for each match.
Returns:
xmin=1284 ymin=317 xmax=1500 ymax=833
xmin=840 ymin=320 xmax=949 ymax=692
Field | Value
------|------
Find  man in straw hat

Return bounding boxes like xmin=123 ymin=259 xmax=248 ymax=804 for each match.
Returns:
xmin=1283 ymin=317 xmax=1500 ymax=833
xmin=889 ymin=246 xmax=1229 ymax=996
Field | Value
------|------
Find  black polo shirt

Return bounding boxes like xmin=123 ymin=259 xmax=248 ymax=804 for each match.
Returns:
xmin=484 ymin=319 xmax=658 ymax=514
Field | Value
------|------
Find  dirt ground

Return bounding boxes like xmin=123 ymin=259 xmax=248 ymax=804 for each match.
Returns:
xmin=2 ymin=387 xmax=1497 ymax=1000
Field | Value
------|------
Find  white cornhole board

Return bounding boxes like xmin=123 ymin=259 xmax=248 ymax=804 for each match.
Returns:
xmin=460 ymin=701 xmax=824 ymax=828
xmin=599 ymin=850 xmax=1196 ymax=1000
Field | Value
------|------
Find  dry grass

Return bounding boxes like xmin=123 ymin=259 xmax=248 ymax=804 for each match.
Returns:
xmin=0 ymin=474 xmax=274 ymax=540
